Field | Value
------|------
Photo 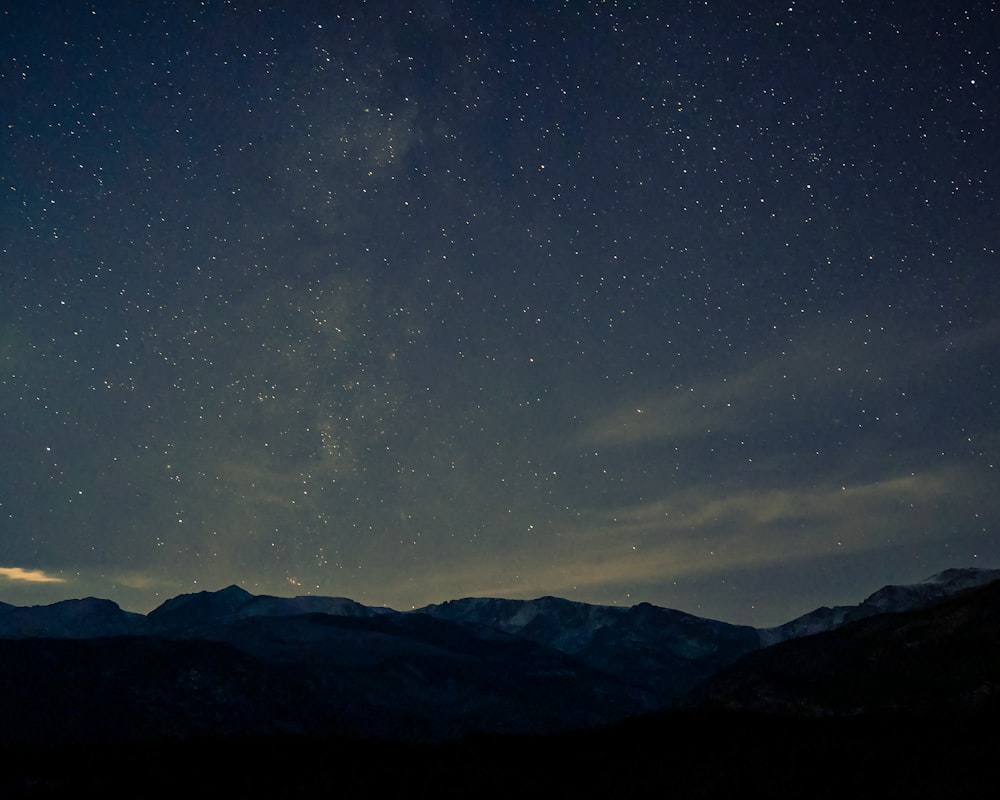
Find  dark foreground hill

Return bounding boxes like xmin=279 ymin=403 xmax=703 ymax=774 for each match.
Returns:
xmin=691 ymin=575 xmax=1000 ymax=716
xmin=2 ymin=568 xmax=1000 ymax=797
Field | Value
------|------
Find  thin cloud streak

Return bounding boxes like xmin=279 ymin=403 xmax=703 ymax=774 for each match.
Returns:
xmin=0 ymin=566 xmax=66 ymax=584
xmin=409 ymin=465 xmax=969 ymax=614
xmin=581 ymin=314 xmax=999 ymax=450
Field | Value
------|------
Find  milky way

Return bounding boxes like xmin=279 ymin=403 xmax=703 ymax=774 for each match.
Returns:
xmin=1 ymin=1 xmax=997 ymax=625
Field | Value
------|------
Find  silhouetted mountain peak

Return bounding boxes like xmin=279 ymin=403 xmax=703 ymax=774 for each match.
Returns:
xmin=0 ymin=596 xmax=143 ymax=639
xmin=146 ymin=584 xmax=255 ymax=634
xmin=860 ymin=566 xmax=1000 ymax=613
xmin=693 ymin=576 xmax=1000 ymax=718
xmin=238 ymin=593 xmax=374 ymax=619
xmin=759 ymin=566 xmax=1000 ymax=645
xmin=924 ymin=566 xmax=1000 ymax=584
xmin=416 ymin=593 xmax=759 ymax=702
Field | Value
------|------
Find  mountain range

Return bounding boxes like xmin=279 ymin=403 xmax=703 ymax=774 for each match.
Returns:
xmin=2 ymin=567 xmax=1000 ymax=797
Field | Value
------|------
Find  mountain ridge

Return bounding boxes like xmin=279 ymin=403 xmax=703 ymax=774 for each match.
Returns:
xmin=691 ymin=575 xmax=1000 ymax=717
xmin=757 ymin=566 xmax=1000 ymax=645
xmin=4 ymin=566 xmax=998 ymax=641
xmin=0 ymin=566 xmax=998 ymax=745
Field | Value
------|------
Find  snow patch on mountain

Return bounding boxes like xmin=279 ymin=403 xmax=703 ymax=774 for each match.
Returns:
xmin=759 ymin=567 xmax=1000 ymax=646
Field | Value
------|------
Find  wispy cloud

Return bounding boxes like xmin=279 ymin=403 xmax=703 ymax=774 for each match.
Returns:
xmin=0 ymin=566 xmax=66 ymax=583
xmin=405 ymin=463 xmax=969 ymax=610
xmin=580 ymin=314 xmax=1000 ymax=450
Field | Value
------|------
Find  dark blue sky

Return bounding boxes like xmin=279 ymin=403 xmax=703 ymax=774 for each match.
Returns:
xmin=2 ymin=0 xmax=997 ymax=625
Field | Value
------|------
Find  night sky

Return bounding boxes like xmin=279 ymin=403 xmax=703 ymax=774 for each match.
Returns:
xmin=2 ymin=1 xmax=997 ymax=626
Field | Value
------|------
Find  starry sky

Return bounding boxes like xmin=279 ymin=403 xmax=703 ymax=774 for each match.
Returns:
xmin=1 ymin=0 xmax=997 ymax=626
